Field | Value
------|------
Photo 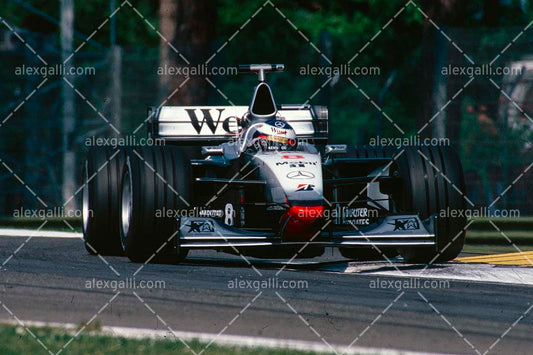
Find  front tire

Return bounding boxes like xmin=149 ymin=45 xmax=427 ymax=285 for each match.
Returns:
xmin=120 ymin=146 xmax=191 ymax=263
xmin=394 ymin=146 xmax=467 ymax=263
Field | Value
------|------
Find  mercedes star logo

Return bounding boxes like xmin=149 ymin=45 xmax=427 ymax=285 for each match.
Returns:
xmin=286 ymin=170 xmax=315 ymax=179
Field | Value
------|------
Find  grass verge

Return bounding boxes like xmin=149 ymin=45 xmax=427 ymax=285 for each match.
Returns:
xmin=462 ymin=244 xmax=533 ymax=254
xmin=0 ymin=323 xmax=321 ymax=355
xmin=464 ymin=217 xmax=533 ymax=253
xmin=0 ymin=217 xmax=82 ymax=232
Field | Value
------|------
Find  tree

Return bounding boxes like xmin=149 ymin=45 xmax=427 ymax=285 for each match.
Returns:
xmin=417 ymin=0 xmax=465 ymax=144
xmin=61 ymin=0 xmax=76 ymax=210
xmin=158 ymin=0 xmax=216 ymax=105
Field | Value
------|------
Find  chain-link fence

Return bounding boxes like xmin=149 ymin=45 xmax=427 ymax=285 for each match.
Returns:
xmin=0 ymin=25 xmax=531 ymax=218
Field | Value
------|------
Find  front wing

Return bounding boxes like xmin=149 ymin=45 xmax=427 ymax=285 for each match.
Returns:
xmin=177 ymin=214 xmax=437 ymax=249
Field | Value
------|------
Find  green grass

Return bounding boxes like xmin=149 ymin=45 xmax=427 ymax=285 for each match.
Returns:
xmin=466 ymin=230 xmax=533 ymax=243
xmin=462 ymin=244 xmax=533 ymax=255
xmin=467 ymin=217 xmax=533 ymax=231
xmin=468 ymin=216 xmax=533 ymax=223
xmin=0 ymin=324 xmax=322 ymax=355
xmin=460 ymin=217 xmax=533 ymax=253
xmin=0 ymin=217 xmax=82 ymax=232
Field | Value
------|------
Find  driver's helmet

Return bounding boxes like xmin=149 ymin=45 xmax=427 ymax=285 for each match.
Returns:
xmin=240 ymin=119 xmax=298 ymax=153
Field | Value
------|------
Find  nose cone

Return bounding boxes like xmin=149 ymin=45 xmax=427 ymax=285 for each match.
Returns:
xmin=252 ymin=151 xmax=324 ymax=239
xmin=253 ymin=152 xmax=323 ymax=204
xmin=281 ymin=205 xmax=324 ymax=239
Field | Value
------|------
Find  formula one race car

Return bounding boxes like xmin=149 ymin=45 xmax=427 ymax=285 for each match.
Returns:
xmin=82 ymin=64 xmax=467 ymax=264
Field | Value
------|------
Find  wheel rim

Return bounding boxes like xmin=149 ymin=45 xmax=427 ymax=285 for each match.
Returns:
xmin=121 ymin=168 xmax=133 ymax=248
xmin=82 ymin=161 xmax=89 ymax=234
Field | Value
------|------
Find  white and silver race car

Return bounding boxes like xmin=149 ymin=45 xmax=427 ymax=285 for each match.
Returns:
xmin=82 ymin=64 xmax=467 ymax=263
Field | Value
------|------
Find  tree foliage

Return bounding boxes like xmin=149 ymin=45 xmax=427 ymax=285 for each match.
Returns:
xmin=0 ymin=0 xmax=531 ymax=146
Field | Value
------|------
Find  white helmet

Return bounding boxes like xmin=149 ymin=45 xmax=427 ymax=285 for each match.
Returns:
xmin=240 ymin=119 xmax=298 ymax=153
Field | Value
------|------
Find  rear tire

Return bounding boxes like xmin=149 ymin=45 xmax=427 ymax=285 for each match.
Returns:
xmin=394 ymin=146 xmax=467 ymax=263
xmin=120 ymin=146 xmax=191 ymax=263
xmin=82 ymin=146 xmax=126 ymax=256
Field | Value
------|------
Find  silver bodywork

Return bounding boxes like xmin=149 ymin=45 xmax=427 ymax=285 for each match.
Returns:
xmin=179 ymin=142 xmax=437 ymax=250
xmin=177 ymin=214 xmax=436 ymax=249
xmin=253 ymin=151 xmax=323 ymax=204
xmin=146 ymin=68 xmax=438 ymax=252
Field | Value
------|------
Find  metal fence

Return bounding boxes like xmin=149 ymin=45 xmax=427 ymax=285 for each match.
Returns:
xmin=0 ymin=25 xmax=531 ymax=218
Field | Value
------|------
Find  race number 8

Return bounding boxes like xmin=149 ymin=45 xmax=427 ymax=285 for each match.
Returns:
xmin=225 ymin=203 xmax=234 ymax=226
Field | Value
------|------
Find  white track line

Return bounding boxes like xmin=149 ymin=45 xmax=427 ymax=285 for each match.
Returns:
xmin=369 ymin=263 xmax=533 ymax=286
xmin=0 ymin=319 xmax=453 ymax=355
xmin=321 ymin=262 xmax=533 ymax=286
xmin=0 ymin=228 xmax=81 ymax=239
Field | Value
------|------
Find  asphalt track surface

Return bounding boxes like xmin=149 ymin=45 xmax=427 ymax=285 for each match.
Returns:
xmin=0 ymin=234 xmax=532 ymax=355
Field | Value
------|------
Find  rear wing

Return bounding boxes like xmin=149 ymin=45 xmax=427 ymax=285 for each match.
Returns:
xmin=147 ymin=104 xmax=328 ymax=143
